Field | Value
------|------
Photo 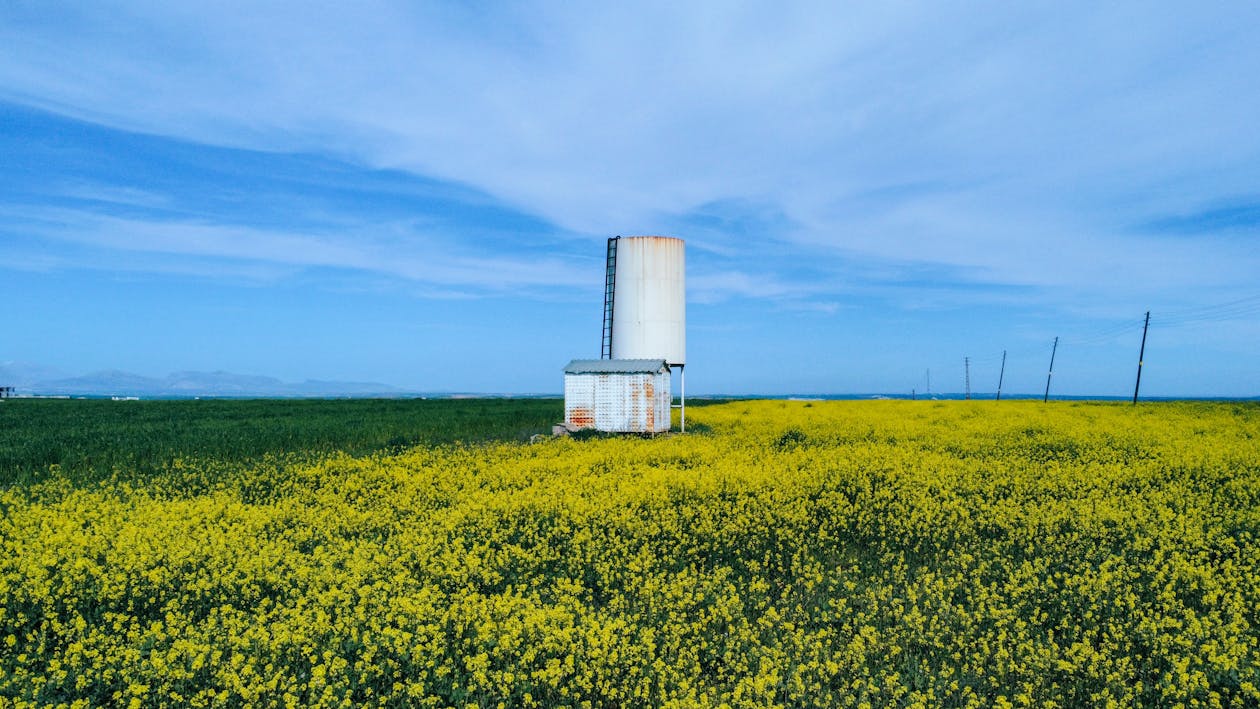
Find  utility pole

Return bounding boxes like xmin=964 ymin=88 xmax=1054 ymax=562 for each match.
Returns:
xmin=926 ymin=369 xmax=931 ymax=396
xmin=1043 ymin=337 xmax=1058 ymax=403
xmin=911 ymin=388 xmax=916 ymax=401
xmin=996 ymin=350 xmax=1006 ymax=401
xmin=1133 ymin=311 xmax=1150 ymax=405
xmin=964 ymin=357 xmax=971 ymax=400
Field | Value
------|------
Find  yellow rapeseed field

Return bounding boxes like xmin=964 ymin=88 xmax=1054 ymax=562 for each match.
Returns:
xmin=2 ymin=400 xmax=1259 ymax=707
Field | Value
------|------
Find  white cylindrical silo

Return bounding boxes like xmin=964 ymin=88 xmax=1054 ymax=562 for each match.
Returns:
xmin=610 ymin=236 xmax=685 ymax=365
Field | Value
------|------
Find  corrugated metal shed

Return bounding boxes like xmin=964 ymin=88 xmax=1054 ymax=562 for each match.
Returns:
xmin=564 ymin=359 xmax=671 ymax=434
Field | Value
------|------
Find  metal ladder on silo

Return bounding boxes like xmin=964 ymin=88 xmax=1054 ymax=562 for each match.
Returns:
xmin=600 ymin=236 xmax=619 ymax=358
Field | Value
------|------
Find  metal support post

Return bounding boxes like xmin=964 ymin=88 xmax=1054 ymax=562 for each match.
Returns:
xmin=1133 ymin=311 xmax=1150 ymax=404
xmin=996 ymin=350 xmax=1006 ymax=401
xmin=1044 ymin=336 xmax=1058 ymax=403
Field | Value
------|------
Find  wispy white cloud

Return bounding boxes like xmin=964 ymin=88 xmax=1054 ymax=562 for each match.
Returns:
xmin=45 ymin=182 xmax=173 ymax=210
xmin=1 ymin=1 xmax=1258 ymax=310
xmin=689 ymin=270 xmax=809 ymax=304
xmin=2 ymin=205 xmax=593 ymax=294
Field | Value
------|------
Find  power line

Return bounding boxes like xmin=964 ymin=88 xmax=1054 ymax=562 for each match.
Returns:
xmin=1159 ymin=293 xmax=1260 ymax=318
xmin=1060 ymin=320 xmax=1147 ymax=347
xmin=1154 ymin=305 xmax=1260 ymax=327
xmin=910 ymin=293 xmax=1256 ymax=398
xmin=1152 ymin=294 xmax=1260 ymax=326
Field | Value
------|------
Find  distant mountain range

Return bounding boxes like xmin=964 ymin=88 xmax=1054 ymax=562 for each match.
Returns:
xmin=0 ymin=362 xmax=400 ymax=397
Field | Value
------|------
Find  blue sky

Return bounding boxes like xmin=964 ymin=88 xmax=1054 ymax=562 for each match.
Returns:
xmin=2 ymin=2 xmax=1258 ymax=396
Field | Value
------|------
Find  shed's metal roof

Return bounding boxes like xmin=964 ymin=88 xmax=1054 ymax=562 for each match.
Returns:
xmin=564 ymin=358 xmax=669 ymax=374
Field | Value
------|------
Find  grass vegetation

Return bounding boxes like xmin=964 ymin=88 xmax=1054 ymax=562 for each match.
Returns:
xmin=0 ymin=397 xmax=561 ymax=488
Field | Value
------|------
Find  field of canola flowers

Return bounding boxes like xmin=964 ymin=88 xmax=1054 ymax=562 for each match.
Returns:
xmin=2 ymin=399 xmax=1259 ymax=707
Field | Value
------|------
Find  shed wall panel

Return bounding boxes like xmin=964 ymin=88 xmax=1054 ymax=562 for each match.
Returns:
xmin=564 ymin=370 xmax=672 ymax=434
